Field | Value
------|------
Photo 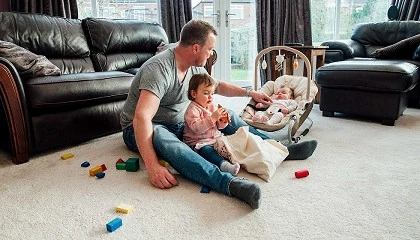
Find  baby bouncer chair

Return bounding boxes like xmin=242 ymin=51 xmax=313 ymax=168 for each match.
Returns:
xmin=240 ymin=46 xmax=318 ymax=143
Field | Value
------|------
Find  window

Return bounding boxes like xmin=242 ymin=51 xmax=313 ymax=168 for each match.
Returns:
xmin=230 ymin=5 xmax=243 ymax=19
xmin=204 ymin=6 xmax=213 ymax=17
xmin=77 ymin=0 xmax=160 ymax=22
xmin=311 ymin=0 xmax=390 ymax=44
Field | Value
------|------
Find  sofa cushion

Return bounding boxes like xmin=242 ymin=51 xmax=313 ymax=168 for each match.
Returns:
xmin=372 ymin=34 xmax=420 ymax=59
xmin=0 ymin=12 xmax=94 ymax=74
xmin=82 ymin=18 xmax=168 ymax=72
xmin=316 ymin=59 xmax=418 ymax=92
xmin=0 ymin=41 xmax=61 ymax=77
xmin=24 ymin=71 xmax=134 ymax=111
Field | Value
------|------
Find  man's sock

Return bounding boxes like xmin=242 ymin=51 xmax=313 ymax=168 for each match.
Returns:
xmin=229 ymin=177 xmax=261 ymax=209
xmin=220 ymin=161 xmax=240 ymax=176
xmin=285 ymin=140 xmax=318 ymax=160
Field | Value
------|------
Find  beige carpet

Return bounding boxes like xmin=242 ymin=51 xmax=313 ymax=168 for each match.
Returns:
xmin=1 ymin=98 xmax=419 ymax=240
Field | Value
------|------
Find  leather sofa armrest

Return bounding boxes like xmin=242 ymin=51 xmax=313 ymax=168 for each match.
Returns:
xmin=0 ymin=57 xmax=31 ymax=164
xmin=321 ymin=39 xmax=365 ymax=60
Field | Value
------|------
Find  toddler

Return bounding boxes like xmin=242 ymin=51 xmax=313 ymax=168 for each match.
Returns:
xmin=183 ymin=73 xmax=240 ymax=175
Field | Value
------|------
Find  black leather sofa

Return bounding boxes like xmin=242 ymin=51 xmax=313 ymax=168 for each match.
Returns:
xmin=315 ymin=21 xmax=420 ymax=125
xmin=0 ymin=12 xmax=215 ymax=164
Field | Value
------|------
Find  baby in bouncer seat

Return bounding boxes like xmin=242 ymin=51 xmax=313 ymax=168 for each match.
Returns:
xmin=252 ymin=86 xmax=298 ymax=125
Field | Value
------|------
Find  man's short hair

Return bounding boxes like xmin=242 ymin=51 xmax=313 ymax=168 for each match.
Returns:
xmin=179 ymin=20 xmax=218 ymax=47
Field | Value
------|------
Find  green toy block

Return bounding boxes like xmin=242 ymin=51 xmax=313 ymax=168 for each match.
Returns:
xmin=116 ymin=163 xmax=126 ymax=170
xmin=125 ymin=158 xmax=139 ymax=172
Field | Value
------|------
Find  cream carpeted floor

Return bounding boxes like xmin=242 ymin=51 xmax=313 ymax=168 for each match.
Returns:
xmin=0 ymin=97 xmax=419 ymax=240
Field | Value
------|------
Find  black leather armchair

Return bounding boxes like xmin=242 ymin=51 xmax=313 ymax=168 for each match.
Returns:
xmin=315 ymin=21 xmax=420 ymax=125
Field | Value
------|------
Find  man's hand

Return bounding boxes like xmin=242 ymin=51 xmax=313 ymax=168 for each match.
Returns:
xmin=250 ymin=91 xmax=272 ymax=106
xmin=147 ymin=163 xmax=178 ymax=189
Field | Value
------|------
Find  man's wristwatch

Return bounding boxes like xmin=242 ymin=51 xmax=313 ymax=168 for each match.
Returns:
xmin=245 ymin=88 xmax=252 ymax=98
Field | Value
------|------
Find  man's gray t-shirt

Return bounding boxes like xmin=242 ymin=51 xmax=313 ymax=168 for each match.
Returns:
xmin=120 ymin=48 xmax=208 ymax=129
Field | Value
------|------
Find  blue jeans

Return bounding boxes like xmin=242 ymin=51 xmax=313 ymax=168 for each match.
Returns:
xmin=197 ymin=145 xmax=225 ymax=167
xmin=122 ymin=110 xmax=268 ymax=195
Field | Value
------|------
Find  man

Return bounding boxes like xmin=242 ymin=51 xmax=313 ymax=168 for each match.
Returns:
xmin=120 ymin=20 xmax=317 ymax=209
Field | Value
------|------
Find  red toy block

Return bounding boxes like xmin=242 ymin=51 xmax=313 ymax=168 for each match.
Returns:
xmin=101 ymin=164 xmax=107 ymax=171
xmin=116 ymin=158 xmax=125 ymax=164
xmin=295 ymin=169 xmax=309 ymax=178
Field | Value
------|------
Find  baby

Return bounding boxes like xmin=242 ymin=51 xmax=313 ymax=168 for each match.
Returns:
xmin=252 ymin=86 xmax=298 ymax=125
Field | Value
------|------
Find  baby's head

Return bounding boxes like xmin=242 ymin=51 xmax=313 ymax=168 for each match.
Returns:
xmin=188 ymin=73 xmax=217 ymax=102
xmin=273 ymin=87 xmax=294 ymax=100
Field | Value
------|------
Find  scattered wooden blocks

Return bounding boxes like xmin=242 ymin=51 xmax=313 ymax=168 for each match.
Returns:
xmin=200 ymin=185 xmax=211 ymax=193
xmin=158 ymin=160 xmax=178 ymax=174
xmin=295 ymin=169 xmax=309 ymax=178
xmin=61 ymin=153 xmax=74 ymax=160
xmin=116 ymin=203 xmax=134 ymax=214
xmin=125 ymin=158 xmax=139 ymax=172
xmin=106 ymin=217 xmax=122 ymax=232
xmin=158 ymin=160 xmax=169 ymax=167
xmin=89 ymin=166 xmax=103 ymax=176
xmin=95 ymin=172 xmax=105 ymax=178
xmin=101 ymin=164 xmax=107 ymax=171
xmin=81 ymin=161 xmax=90 ymax=167
xmin=116 ymin=158 xmax=125 ymax=164
xmin=116 ymin=163 xmax=126 ymax=170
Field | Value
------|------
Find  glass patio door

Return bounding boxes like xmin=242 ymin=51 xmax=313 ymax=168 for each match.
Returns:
xmin=192 ymin=0 xmax=257 ymax=88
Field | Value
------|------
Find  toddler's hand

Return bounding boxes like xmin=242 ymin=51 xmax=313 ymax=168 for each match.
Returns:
xmin=281 ymin=108 xmax=289 ymax=114
xmin=256 ymin=103 xmax=264 ymax=108
xmin=212 ymin=107 xmax=226 ymax=122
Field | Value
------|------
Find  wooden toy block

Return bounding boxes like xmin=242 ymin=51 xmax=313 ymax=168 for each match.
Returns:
xmin=95 ymin=172 xmax=105 ymax=178
xmin=200 ymin=185 xmax=211 ymax=193
xmin=106 ymin=217 xmax=122 ymax=232
xmin=89 ymin=166 xmax=102 ymax=176
xmin=159 ymin=160 xmax=178 ymax=174
xmin=61 ymin=153 xmax=74 ymax=160
xmin=295 ymin=169 xmax=309 ymax=178
xmin=81 ymin=161 xmax=90 ymax=167
xmin=101 ymin=164 xmax=107 ymax=171
xmin=116 ymin=158 xmax=125 ymax=164
xmin=116 ymin=163 xmax=126 ymax=170
xmin=125 ymin=158 xmax=139 ymax=172
xmin=158 ymin=160 xmax=169 ymax=167
xmin=116 ymin=203 xmax=134 ymax=214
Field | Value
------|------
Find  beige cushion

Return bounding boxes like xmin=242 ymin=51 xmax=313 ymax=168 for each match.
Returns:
xmin=0 ymin=40 xmax=61 ymax=77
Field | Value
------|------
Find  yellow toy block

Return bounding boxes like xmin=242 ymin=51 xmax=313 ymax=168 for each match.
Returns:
xmin=158 ymin=160 xmax=169 ymax=167
xmin=61 ymin=153 xmax=74 ymax=160
xmin=89 ymin=166 xmax=102 ymax=176
xmin=116 ymin=203 xmax=134 ymax=214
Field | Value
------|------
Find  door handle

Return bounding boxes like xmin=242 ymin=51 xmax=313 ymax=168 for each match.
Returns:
xmin=225 ymin=10 xmax=236 ymax=27
xmin=212 ymin=10 xmax=220 ymax=27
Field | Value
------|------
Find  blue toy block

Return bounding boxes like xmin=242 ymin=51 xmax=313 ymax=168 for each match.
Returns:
xmin=106 ymin=217 xmax=122 ymax=232
xmin=81 ymin=161 xmax=90 ymax=167
xmin=96 ymin=172 xmax=105 ymax=178
xmin=200 ymin=185 xmax=211 ymax=193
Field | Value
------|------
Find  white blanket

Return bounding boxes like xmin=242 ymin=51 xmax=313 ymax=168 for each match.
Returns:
xmin=214 ymin=126 xmax=289 ymax=181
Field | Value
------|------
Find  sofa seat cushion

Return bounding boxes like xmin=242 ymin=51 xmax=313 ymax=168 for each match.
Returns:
xmin=25 ymin=71 xmax=134 ymax=111
xmin=316 ymin=59 xmax=418 ymax=92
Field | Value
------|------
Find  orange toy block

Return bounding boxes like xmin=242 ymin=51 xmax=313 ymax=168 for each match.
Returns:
xmin=89 ymin=166 xmax=103 ymax=176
